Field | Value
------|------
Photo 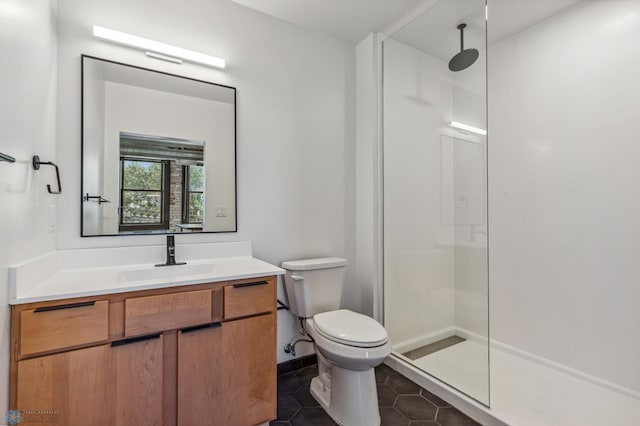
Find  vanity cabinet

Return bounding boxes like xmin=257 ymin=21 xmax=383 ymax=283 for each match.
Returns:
xmin=177 ymin=313 xmax=276 ymax=426
xmin=10 ymin=276 xmax=277 ymax=426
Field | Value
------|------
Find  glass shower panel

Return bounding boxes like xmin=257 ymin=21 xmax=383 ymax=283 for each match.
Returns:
xmin=383 ymin=0 xmax=489 ymax=405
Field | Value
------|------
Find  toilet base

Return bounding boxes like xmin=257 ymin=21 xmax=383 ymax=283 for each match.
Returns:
xmin=310 ymin=364 xmax=381 ymax=426
xmin=310 ymin=376 xmax=331 ymax=412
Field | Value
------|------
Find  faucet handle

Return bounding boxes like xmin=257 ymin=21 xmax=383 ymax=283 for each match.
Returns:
xmin=155 ymin=234 xmax=185 ymax=267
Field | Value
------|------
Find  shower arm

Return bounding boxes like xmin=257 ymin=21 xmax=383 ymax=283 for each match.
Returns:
xmin=458 ymin=23 xmax=466 ymax=52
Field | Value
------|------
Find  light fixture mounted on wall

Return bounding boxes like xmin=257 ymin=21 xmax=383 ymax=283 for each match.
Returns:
xmin=449 ymin=121 xmax=487 ymax=136
xmin=92 ymin=25 xmax=226 ymax=69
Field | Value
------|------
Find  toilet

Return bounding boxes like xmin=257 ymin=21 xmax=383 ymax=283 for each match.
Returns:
xmin=281 ymin=257 xmax=391 ymax=426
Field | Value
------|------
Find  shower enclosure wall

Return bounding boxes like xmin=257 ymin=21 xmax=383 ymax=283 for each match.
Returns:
xmin=383 ymin=0 xmax=489 ymax=406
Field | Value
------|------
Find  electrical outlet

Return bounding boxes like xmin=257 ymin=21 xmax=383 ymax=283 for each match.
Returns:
xmin=215 ymin=206 xmax=227 ymax=217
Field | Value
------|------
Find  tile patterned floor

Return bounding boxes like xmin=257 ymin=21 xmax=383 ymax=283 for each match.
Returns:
xmin=271 ymin=363 xmax=482 ymax=426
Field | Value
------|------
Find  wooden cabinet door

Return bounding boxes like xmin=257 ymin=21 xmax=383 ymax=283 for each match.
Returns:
xmin=17 ymin=344 xmax=113 ymax=426
xmin=110 ymin=334 xmax=164 ymax=425
xmin=228 ymin=312 xmax=277 ymax=426
xmin=177 ymin=313 xmax=276 ymax=426
xmin=177 ymin=323 xmax=228 ymax=425
xmin=16 ymin=336 xmax=163 ymax=426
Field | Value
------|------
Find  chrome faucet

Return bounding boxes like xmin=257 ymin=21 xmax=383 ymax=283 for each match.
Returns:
xmin=156 ymin=235 xmax=186 ymax=267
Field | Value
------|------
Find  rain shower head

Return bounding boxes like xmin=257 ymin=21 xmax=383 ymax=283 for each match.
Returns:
xmin=448 ymin=23 xmax=479 ymax=72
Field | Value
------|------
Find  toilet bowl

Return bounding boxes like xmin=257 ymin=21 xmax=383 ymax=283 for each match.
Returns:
xmin=308 ymin=310 xmax=390 ymax=370
xmin=305 ymin=310 xmax=391 ymax=426
xmin=281 ymin=258 xmax=391 ymax=426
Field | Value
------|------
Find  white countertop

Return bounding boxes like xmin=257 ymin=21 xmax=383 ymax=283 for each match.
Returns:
xmin=9 ymin=241 xmax=284 ymax=305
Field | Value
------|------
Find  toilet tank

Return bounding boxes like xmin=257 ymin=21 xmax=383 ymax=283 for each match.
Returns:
xmin=281 ymin=257 xmax=347 ymax=318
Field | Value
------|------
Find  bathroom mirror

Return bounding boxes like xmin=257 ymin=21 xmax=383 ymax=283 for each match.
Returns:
xmin=81 ymin=55 xmax=236 ymax=236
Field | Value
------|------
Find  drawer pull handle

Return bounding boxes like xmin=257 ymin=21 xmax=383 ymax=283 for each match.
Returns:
xmin=34 ymin=301 xmax=96 ymax=313
xmin=233 ymin=281 xmax=268 ymax=289
xmin=181 ymin=322 xmax=222 ymax=334
xmin=111 ymin=333 xmax=161 ymax=347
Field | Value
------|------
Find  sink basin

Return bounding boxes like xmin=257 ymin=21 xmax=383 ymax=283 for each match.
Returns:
xmin=117 ymin=263 xmax=215 ymax=283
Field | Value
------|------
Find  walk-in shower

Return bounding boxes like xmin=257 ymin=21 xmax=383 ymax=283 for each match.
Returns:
xmin=382 ymin=0 xmax=489 ymax=405
xmin=381 ymin=0 xmax=640 ymax=423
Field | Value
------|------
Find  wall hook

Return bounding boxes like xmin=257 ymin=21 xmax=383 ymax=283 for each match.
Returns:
xmin=32 ymin=155 xmax=62 ymax=194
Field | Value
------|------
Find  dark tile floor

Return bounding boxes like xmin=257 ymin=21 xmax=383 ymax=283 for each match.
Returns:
xmin=271 ymin=363 xmax=481 ymax=426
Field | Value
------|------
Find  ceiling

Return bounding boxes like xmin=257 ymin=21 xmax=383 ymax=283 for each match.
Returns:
xmin=486 ymin=0 xmax=583 ymax=46
xmin=228 ymin=0 xmax=584 ymax=53
xmin=390 ymin=0 xmax=486 ymax=62
xmin=228 ymin=0 xmax=431 ymax=44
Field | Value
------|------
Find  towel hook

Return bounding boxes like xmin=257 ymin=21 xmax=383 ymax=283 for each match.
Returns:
xmin=32 ymin=155 xmax=62 ymax=194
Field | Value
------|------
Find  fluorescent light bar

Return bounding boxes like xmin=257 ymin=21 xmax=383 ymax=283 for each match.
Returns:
xmin=93 ymin=25 xmax=226 ymax=69
xmin=449 ymin=121 xmax=487 ymax=136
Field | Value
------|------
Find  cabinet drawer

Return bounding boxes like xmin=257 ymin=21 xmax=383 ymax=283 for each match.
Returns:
xmin=20 ymin=300 xmax=109 ymax=356
xmin=224 ymin=278 xmax=275 ymax=319
xmin=125 ymin=289 xmax=212 ymax=337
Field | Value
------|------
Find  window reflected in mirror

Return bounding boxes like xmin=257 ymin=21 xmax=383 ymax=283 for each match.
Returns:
xmin=184 ymin=164 xmax=204 ymax=226
xmin=117 ymin=133 xmax=206 ymax=233
xmin=120 ymin=158 xmax=167 ymax=230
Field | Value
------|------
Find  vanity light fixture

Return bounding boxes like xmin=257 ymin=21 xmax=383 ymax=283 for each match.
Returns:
xmin=449 ymin=121 xmax=487 ymax=136
xmin=93 ymin=25 xmax=226 ymax=69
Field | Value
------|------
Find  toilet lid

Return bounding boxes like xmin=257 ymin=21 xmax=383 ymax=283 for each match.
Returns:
xmin=313 ymin=310 xmax=388 ymax=348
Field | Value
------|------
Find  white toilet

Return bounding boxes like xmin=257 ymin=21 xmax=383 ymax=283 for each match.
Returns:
xmin=281 ymin=257 xmax=391 ymax=426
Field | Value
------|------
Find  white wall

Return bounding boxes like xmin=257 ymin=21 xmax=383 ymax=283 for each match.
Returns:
xmin=489 ymin=0 xmax=640 ymax=393
xmin=55 ymin=0 xmax=356 ymax=363
xmin=0 ymin=0 xmax=58 ymax=417
xmin=100 ymin=82 xmax=235 ymax=233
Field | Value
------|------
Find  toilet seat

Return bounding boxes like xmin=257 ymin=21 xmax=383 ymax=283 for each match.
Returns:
xmin=312 ymin=309 xmax=388 ymax=348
